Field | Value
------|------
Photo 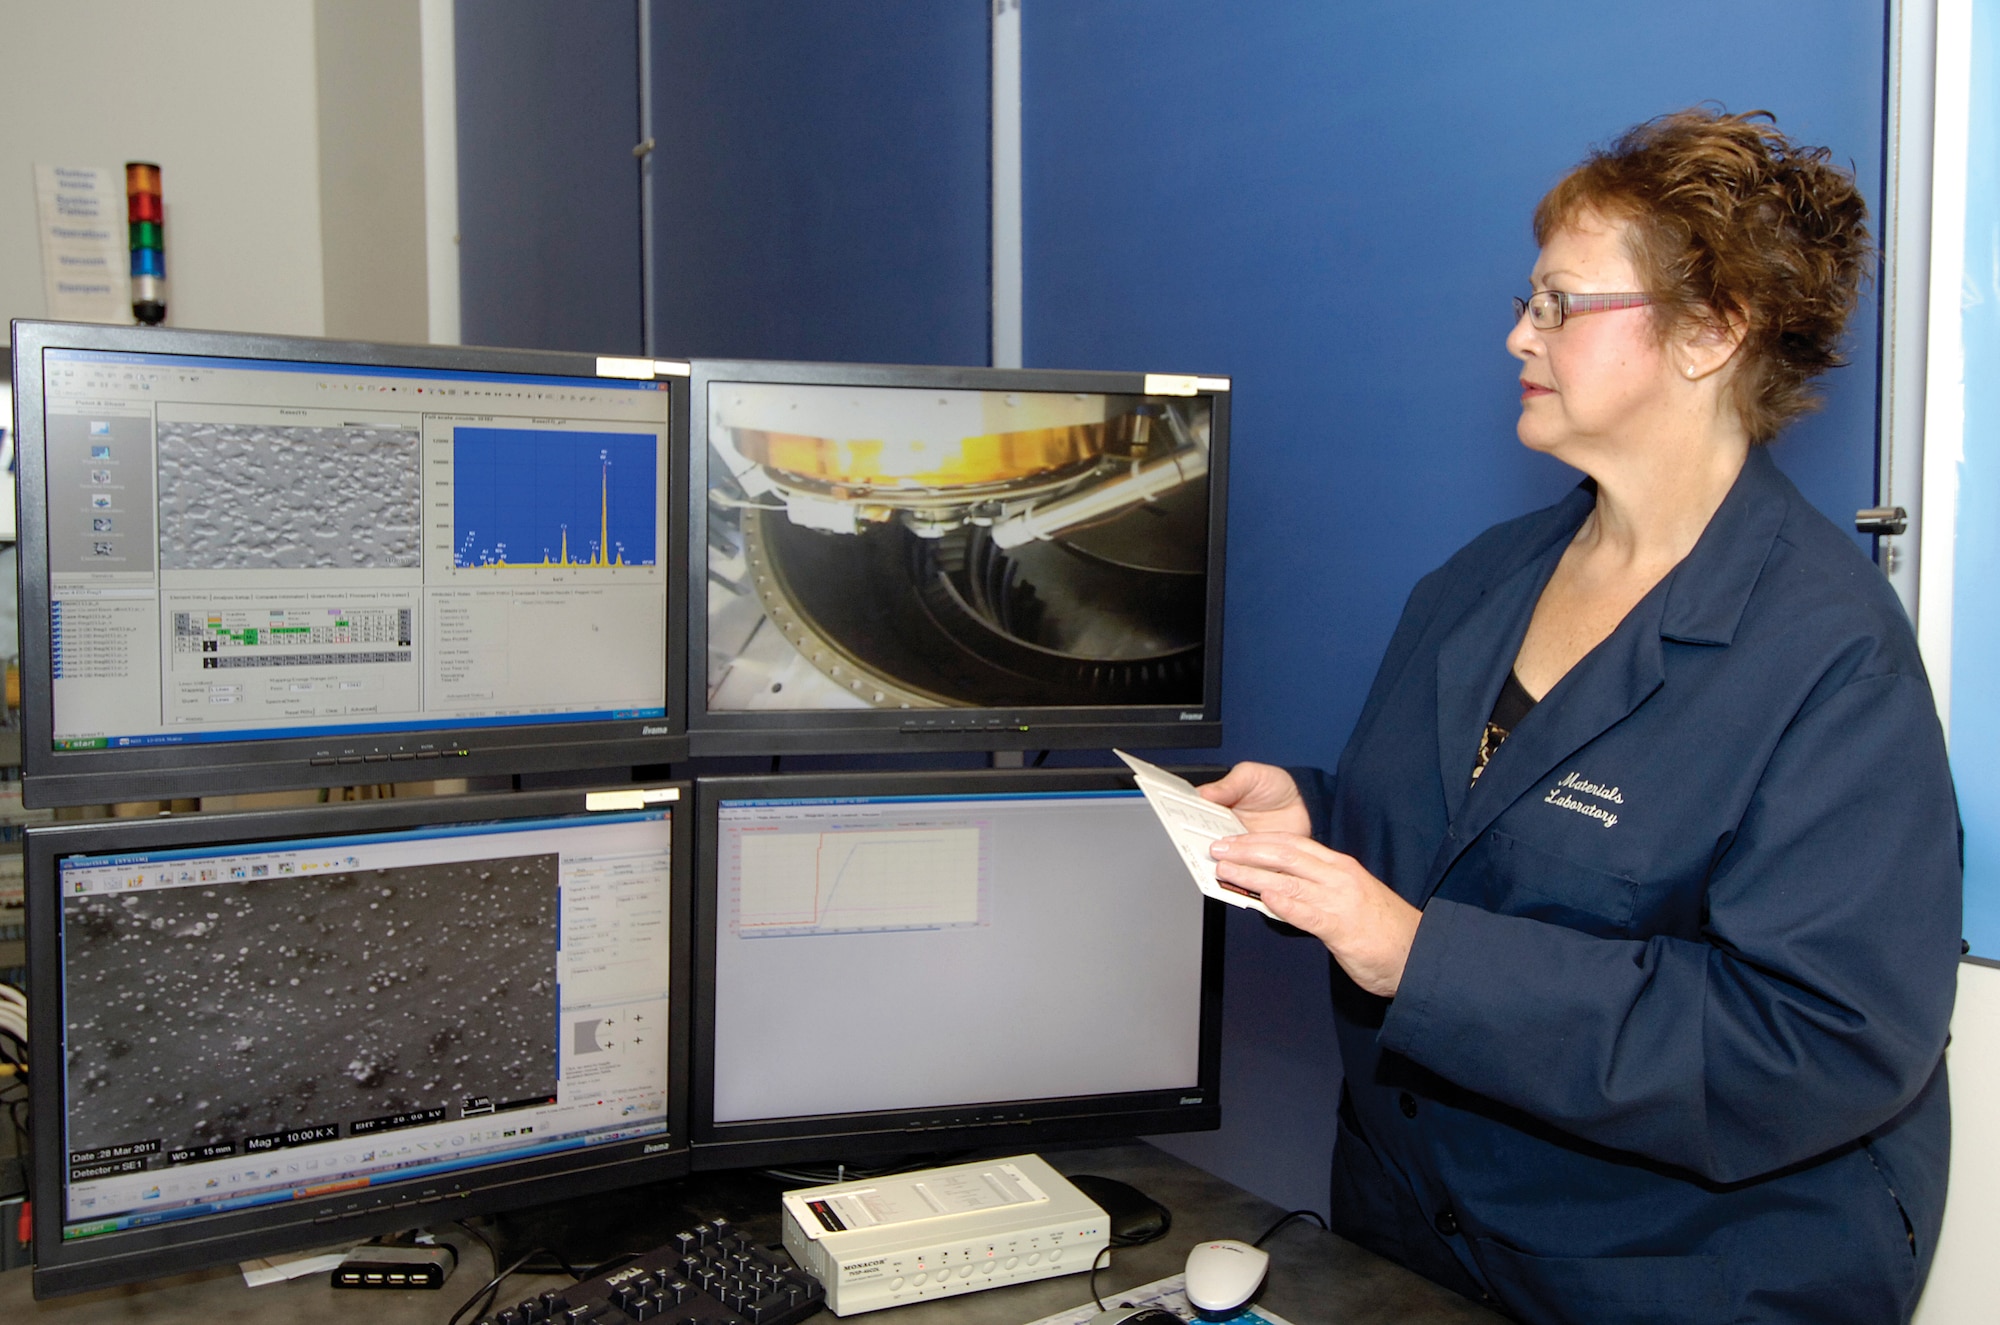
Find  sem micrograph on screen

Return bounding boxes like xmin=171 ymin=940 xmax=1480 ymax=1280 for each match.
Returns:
xmin=61 ymin=857 xmax=558 ymax=1156
xmin=156 ymin=422 xmax=421 ymax=569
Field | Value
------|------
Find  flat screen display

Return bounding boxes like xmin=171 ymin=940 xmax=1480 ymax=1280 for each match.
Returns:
xmin=691 ymin=770 xmax=1222 ymax=1167
xmin=690 ymin=362 xmax=1228 ymax=755
xmin=13 ymin=323 xmax=688 ymax=805
xmin=27 ymin=789 xmax=692 ymax=1296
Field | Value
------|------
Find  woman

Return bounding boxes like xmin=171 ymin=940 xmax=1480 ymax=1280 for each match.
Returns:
xmin=1201 ymin=109 xmax=1960 ymax=1323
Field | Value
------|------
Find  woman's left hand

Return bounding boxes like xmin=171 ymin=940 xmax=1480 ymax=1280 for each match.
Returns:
xmin=1210 ymin=833 xmax=1422 ymax=998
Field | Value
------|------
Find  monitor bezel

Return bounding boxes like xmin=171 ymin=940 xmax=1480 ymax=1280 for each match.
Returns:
xmin=684 ymin=359 xmax=1229 ymax=757
xmin=11 ymin=319 xmax=690 ymax=808
xmin=26 ymin=785 xmax=695 ymax=1298
xmin=688 ymin=767 xmax=1225 ymax=1170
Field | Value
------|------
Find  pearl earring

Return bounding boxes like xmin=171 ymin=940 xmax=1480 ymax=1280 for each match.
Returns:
xmin=1685 ymin=366 xmax=1696 ymax=377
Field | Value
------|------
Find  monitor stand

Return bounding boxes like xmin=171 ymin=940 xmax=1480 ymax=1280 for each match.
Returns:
xmin=488 ymin=1168 xmax=795 ymax=1271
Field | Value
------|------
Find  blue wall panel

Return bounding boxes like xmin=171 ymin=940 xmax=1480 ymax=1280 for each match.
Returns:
xmin=648 ymin=1 xmax=990 ymax=364
xmin=456 ymin=1 xmax=643 ymax=354
xmin=1025 ymin=1 xmax=1888 ymax=1215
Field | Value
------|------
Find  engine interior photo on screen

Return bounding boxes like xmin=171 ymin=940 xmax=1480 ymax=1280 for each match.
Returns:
xmin=704 ymin=381 xmax=1212 ymax=711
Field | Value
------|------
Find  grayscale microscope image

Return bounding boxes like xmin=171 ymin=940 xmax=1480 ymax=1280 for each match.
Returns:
xmin=156 ymin=422 xmax=422 ymax=569
xmin=61 ymin=856 xmax=560 ymax=1156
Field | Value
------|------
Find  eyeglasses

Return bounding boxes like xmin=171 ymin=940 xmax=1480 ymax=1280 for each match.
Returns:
xmin=1512 ymin=290 xmax=1651 ymax=330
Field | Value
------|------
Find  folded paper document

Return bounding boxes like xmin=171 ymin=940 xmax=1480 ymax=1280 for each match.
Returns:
xmin=1115 ymin=750 xmax=1276 ymax=920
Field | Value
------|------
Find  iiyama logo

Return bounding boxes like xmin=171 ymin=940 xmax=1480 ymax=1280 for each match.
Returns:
xmin=1179 ymin=712 xmax=1204 ymax=721
xmin=1180 ymin=1095 xmax=1204 ymax=1105
xmin=641 ymin=726 xmax=671 ymax=736
xmin=643 ymin=1141 xmax=674 ymax=1154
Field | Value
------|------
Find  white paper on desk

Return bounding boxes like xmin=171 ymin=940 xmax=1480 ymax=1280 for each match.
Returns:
xmin=1020 ymin=1271 xmax=1299 ymax=1325
xmin=34 ymin=164 xmax=134 ymax=324
xmin=1115 ymin=749 xmax=1277 ymax=920
xmin=239 ymin=1245 xmax=356 ymax=1287
xmin=804 ymin=1161 xmax=1046 ymax=1233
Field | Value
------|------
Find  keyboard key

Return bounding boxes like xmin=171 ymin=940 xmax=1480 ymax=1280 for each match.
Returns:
xmin=498 ymin=1224 xmax=822 ymax=1325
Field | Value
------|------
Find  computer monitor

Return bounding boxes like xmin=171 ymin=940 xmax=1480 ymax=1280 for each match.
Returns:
xmin=11 ymin=321 xmax=688 ymax=806
xmin=26 ymin=786 xmax=691 ymax=1297
xmin=690 ymin=769 xmax=1224 ymax=1168
xmin=687 ymin=360 xmax=1229 ymax=756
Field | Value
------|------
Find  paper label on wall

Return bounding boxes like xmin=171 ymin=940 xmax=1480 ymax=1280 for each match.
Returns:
xmin=34 ymin=164 xmax=133 ymax=324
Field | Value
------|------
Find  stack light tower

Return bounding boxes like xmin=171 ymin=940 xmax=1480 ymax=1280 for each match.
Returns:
xmin=125 ymin=162 xmax=165 ymax=325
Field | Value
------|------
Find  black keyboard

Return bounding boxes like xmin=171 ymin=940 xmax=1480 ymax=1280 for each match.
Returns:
xmin=476 ymin=1218 xmax=826 ymax=1325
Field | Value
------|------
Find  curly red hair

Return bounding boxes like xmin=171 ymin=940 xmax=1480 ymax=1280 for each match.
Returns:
xmin=1534 ymin=108 xmax=1872 ymax=444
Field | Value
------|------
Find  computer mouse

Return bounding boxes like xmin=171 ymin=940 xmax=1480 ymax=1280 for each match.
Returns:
xmin=1086 ymin=1309 xmax=1181 ymax=1325
xmin=1183 ymin=1238 xmax=1270 ymax=1321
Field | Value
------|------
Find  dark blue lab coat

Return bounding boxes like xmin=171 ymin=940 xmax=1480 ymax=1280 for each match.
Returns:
xmin=1304 ymin=448 xmax=1961 ymax=1324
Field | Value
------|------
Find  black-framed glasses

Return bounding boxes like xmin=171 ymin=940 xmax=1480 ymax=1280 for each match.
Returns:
xmin=1512 ymin=290 xmax=1651 ymax=330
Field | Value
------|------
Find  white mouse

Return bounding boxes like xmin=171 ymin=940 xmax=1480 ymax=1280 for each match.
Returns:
xmin=1183 ymin=1238 xmax=1270 ymax=1320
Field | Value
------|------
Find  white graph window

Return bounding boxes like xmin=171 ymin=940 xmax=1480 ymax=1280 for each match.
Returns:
xmin=732 ymin=826 xmax=986 ymax=937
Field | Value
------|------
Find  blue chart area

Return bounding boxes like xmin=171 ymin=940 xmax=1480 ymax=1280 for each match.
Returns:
xmin=452 ymin=428 xmax=658 ymax=568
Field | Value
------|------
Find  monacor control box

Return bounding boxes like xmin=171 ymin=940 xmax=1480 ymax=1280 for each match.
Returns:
xmin=779 ymin=1154 xmax=1109 ymax=1316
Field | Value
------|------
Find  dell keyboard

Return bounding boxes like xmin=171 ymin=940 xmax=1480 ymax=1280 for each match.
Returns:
xmin=475 ymin=1218 xmax=825 ymax=1325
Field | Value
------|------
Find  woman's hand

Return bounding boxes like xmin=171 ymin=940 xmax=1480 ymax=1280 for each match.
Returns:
xmin=1197 ymin=761 xmax=1312 ymax=836
xmin=1209 ymin=832 xmax=1422 ymax=999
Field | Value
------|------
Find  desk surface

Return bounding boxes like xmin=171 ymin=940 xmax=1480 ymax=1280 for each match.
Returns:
xmin=2 ymin=1142 xmax=1501 ymax=1325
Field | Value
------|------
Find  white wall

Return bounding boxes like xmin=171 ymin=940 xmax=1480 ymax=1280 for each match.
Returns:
xmin=316 ymin=0 xmax=429 ymax=344
xmin=1914 ymin=961 xmax=2000 ymax=1322
xmin=0 ymin=0 xmax=329 ymax=337
xmin=1907 ymin=9 xmax=2000 ymax=1312
xmin=1 ymin=0 xmax=455 ymax=346
xmin=419 ymin=0 xmax=461 ymax=346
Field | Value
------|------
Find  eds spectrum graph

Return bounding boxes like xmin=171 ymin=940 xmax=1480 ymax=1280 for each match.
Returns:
xmin=451 ymin=428 xmax=659 ymax=569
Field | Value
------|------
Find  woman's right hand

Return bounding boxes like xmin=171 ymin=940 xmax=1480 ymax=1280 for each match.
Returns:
xmin=1198 ymin=761 xmax=1312 ymax=837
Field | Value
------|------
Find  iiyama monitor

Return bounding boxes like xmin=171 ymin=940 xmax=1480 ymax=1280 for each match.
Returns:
xmin=688 ymin=361 xmax=1229 ymax=756
xmin=26 ymin=786 xmax=692 ymax=1297
xmin=11 ymin=321 xmax=688 ymax=806
xmin=691 ymin=769 xmax=1224 ymax=1168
